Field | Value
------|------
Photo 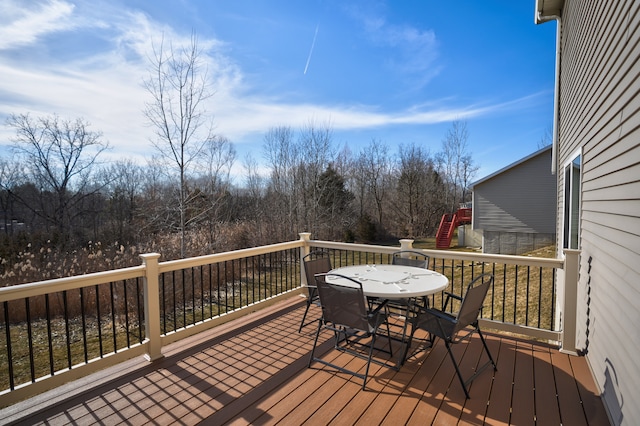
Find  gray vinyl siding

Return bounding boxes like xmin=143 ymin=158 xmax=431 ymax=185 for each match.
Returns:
xmin=472 ymin=148 xmax=555 ymax=234
xmin=556 ymin=1 xmax=640 ymax=424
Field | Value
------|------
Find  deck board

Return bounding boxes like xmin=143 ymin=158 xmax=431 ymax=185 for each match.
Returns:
xmin=0 ymin=296 xmax=610 ymax=426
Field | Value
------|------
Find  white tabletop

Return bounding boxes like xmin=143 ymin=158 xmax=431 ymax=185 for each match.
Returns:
xmin=327 ymin=264 xmax=448 ymax=299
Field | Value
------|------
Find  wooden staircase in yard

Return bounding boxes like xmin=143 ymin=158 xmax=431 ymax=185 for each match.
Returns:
xmin=435 ymin=207 xmax=472 ymax=249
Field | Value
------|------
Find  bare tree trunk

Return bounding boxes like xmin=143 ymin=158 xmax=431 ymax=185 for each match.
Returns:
xmin=143 ymin=33 xmax=213 ymax=258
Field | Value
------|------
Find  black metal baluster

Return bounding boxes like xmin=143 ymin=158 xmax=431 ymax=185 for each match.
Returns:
xmin=190 ymin=267 xmax=195 ymax=325
xmin=4 ymin=301 xmax=14 ymax=390
xmin=274 ymin=252 xmax=279 ymax=296
xmin=25 ymin=297 xmax=35 ymax=383
xmin=538 ymin=267 xmax=543 ymax=329
xmin=551 ymin=271 xmax=557 ymax=331
xmin=491 ymin=263 xmax=497 ymax=321
xmin=238 ymin=257 xmax=242 ymax=306
xmin=200 ymin=265 xmax=204 ymax=322
xmin=80 ymin=287 xmax=88 ymax=363
xmin=525 ymin=267 xmax=531 ymax=327
xmin=251 ymin=256 xmax=256 ymax=306
xmin=232 ymin=258 xmax=237 ymax=309
xmin=110 ymin=282 xmax=117 ymax=353
xmin=224 ymin=261 xmax=229 ymax=313
xmin=502 ymin=265 xmax=507 ymax=322
xmin=45 ymin=294 xmax=54 ymax=376
xmin=172 ymin=271 xmax=177 ymax=331
xmin=208 ymin=263 xmax=213 ymax=318
xmin=95 ymin=285 xmax=103 ymax=358
xmin=514 ymin=265 xmax=519 ymax=324
xmin=216 ymin=263 xmax=222 ymax=314
xmin=136 ymin=278 xmax=143 ymax=343
xmin=182 ymin=269 xmax=186 ymax=328
xmin=63 ymin=290 xmax=72 ymax=368
xmin=123 ymin=279 xmax=130 ymax=348
xmin=161 ymin=273 xmax=166 ymax=334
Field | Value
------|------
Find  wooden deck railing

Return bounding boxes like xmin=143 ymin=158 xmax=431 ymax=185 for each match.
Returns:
xmin=0 ymin=233 xmax=579 ymax=408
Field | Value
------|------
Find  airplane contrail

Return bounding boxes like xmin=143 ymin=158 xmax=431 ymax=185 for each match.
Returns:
xmin=304 ymin=23 xmax=319 ymax=75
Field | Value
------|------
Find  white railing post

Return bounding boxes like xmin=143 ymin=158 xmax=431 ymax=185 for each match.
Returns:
xmin=140 ymin=253 xmax=164 ymax=361
xmin=561 ymin=249 xmax=580 ymax=355
xmin=399 ymin=239 xmax=414 ymax=252
xmin=299 ymin=233 xmax=312 ymax=286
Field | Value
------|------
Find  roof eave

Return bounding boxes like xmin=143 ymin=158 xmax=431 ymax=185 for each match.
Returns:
xmin=535 ymin=0 xmax=564 ymax=24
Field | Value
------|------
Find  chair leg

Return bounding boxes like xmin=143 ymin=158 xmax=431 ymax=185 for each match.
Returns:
xmin=477 ymin=328 xmax=497 ymax=371
xmin=298 ymin=299 xmax=313 ymax=332
xmin=360 ymin=334 xmax=373 ymax=390
xmin=383 ymin=318 xmax=394 ymax=357
xmin=443 ymin=339 xmax=471 ymax=399
xmin=308 ymin=318 xmax=323 ymax=367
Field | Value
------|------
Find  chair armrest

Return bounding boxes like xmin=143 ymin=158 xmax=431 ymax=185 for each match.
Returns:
xmin=442 ymin=291 xmax=462 ymax=310
xmin=423 ymin=307 xmax=455 ymax=322
xmin=444 ymin=291 xmax=462 ymax=301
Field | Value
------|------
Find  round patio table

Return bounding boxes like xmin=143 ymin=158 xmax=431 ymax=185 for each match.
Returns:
xmin=326 ymin=264 xmax=448 ymax=299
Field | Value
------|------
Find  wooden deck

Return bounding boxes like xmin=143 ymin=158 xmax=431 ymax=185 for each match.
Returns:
xmin=1 ymin=296 xmax=610 ymax=425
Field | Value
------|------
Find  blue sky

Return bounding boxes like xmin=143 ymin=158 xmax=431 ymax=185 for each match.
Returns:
xmin=0 ymin=0 xmax=557 ymax=182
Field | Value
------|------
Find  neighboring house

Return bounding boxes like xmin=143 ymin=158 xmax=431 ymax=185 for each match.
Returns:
xmin=537 ymin=1 xmax=640 ymax=425
xmin=471 ymin=146 xmax=555 ymax=255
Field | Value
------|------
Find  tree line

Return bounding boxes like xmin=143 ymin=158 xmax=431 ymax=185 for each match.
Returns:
xmin=0 ymin=115 xmax=476 ymax=255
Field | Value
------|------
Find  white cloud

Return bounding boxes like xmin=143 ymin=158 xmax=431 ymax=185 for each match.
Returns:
xmin=353 ymin=7 xmax=440 ymax=87
xmin=0 ymin=0 xmax=77 ymax=50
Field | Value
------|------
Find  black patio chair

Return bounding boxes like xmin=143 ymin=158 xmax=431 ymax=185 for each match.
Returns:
xmin=407 ymin=273 xmax=497 ymax=398
xmin=298 ymin=251 xmax=332 ymax=332
xmin=308 ymin=273 xmax=394 ymax=390
xmin=391 ymin=250 xmax=430 ymax=268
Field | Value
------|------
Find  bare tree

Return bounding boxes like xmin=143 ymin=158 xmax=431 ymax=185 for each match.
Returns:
xmin=395 ymin=143 xmax=445 ymax=237
xmin=241 ymin=153 xmax=266 ymax=237
xmin=297 ymin=119 xmax=335 ymax=235
xmin=143 ymin=33 xmax=213 ymax=257
xmin=194 ymin=134 xmax=236 ymax=244
xmin=0 ymin=158 xmax=24 ymax=235
xmin=100 ymin=159 xmax=143 ymax=243
xmin=436 ymin=120 xmax=476 ymax=212
xmin=538 ymin=125 xmax=553 ymax=149
xmin=263 ymin=125 xmax=299 ymax=239
xmin=6 ymin=113 xmax=108 ymax=245
xmin=362 ymin=139 xmax=393 ymax=229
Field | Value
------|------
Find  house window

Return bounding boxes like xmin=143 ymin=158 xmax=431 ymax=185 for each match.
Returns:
xmin=563 ymin=152 xmax=581 ymax=249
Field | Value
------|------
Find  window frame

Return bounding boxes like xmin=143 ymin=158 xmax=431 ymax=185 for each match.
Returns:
xmin=562 ymin=149 xmax=582 ymax=250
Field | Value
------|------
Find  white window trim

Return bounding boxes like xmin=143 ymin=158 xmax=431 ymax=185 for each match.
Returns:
xmin=561 ymin=148 xmax=582 ymax=251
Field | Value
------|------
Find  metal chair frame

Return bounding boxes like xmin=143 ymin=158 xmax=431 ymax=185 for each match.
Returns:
xmin=298 ymin=250 xmax=332 ymax=332
xmin=308 ymin=273 xmax=395 ymax=390
xmin=407 ymin=273 xmax=497 ymax=398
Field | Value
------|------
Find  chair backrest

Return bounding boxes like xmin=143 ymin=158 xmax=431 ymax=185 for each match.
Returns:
xmin=303 ymin=252 xmax=332 ymax=287
xmin=315 ymin=274 xmax=370 ymax=332
xmin=391 ymin=250 xmax=429 ymax=269
xmin=454 ymin=274 xmax=493 ymax=333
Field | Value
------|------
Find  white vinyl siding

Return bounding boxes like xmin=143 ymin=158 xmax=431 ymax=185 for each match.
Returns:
xmin=555 ymin=1 xmax=640 ymax=424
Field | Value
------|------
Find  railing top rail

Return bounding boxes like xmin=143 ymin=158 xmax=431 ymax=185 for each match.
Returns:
xmin=157 ymin=240 xmax=305 ymax=274
xmin=309 ymin=240 xmax=564 ymax=269
xmin=0 ymin=265 xmax=146 ymax=303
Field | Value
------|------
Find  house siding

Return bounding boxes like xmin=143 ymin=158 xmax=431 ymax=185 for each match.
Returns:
xmin=472 ymin=148 xmax=556 ymax=254
xmin=555 ymin=1 xmax=640 ymax=425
